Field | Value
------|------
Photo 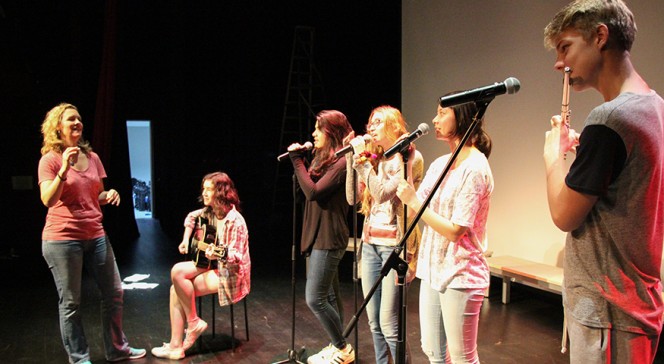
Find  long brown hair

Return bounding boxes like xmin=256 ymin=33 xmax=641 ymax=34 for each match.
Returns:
xmin=309 ymin=110 xmax=352 ymax=180
xmin=199 ymin=171 xmax=241 ymax=219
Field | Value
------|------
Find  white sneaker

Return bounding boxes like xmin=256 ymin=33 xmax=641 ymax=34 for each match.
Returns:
xmin=326 ymin=344 xmax=354 ymax=364
xmin=151 ymin=343 xmax=185 ymax=359
xmin=307 ymin=344 xmax=336 ymax=364
xmin=182 ymin=318 xmax=208 ymax=350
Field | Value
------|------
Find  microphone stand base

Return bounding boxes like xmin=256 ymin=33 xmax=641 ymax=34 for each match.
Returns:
xmin=272 ymin=347 xmax=306 ymax=364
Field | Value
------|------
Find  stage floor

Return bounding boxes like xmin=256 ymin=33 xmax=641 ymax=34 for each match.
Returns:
xmin=3 ymin=218 xmax=663 ymax=363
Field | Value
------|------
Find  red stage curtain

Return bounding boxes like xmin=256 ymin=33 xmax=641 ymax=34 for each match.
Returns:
xmin=93 ymin=0 xmax=139 ymax=242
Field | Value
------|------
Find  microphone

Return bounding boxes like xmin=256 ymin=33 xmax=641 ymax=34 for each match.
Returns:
xmin=439 ymin=77 xmax=521 ymax=107
xmin=277 ymin=141 xmax=313 ymax=161
xmin=383 ymin=123 xmax=430 ymax=159
xmin=335 ymin=134 xmax=373 ymax=158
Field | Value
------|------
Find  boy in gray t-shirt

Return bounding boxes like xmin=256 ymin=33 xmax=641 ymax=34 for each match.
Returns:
xmin=543 ymin=1 xmax=664 ymax=363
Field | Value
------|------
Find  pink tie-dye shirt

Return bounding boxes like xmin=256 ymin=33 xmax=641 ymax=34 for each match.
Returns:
xmin=415 ymin=151 xmax=493 ymax=292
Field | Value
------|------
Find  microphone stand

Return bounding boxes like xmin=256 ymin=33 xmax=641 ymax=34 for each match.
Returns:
xmin=351 ymin=168 xmax=360 ymax=359
xmin=273 ymin=174 xmax=306 ymax=364
xmin=342 ymin=100 xmax=492 ymax=364
xmin=395 ymin=147 xmax=410 ymax=363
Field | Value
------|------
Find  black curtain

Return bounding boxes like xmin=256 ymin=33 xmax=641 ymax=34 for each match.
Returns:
xmin=92 ymin=0 xmax=139 ymax=244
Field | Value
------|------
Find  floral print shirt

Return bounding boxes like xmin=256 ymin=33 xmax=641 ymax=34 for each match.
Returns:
xmin=415 ymin=151 xmax=493 ymax=292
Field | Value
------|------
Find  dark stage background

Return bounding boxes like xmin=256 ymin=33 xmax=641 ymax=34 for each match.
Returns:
xmin=0 ymin=1 xmax=400 ymax=277
xmin=4 ymin=3 xmax=664 ymax=363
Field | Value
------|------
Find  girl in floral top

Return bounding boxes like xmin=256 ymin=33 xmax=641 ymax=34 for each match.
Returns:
xmin=397 ymin=99 xmax=493 ymax=364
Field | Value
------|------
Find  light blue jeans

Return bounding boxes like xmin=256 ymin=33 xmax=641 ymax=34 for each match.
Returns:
xmin=419 ymin=283 xmax=485 ymax=364
xmin=305 ymin=248 xmax=347 ymax=348
xmin=42 ymin=236 xmax=130 ymax=364
xmin=361 ymin=243 xmax=400 ymax=363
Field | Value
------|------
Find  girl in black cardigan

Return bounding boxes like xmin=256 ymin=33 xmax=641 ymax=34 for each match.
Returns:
xmin=287 ymin=110 xmax=355 ymax=364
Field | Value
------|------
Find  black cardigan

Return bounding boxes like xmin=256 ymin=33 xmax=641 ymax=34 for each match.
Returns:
xmin=290 ymin=153 xmax=349 ymax=254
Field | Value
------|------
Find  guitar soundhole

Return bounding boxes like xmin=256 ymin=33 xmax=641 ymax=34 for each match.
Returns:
xmin=191 ymin=217 xmax=219 ymax=269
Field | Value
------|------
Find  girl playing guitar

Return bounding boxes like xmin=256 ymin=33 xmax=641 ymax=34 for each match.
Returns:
xmin=151 ymin=172 xmax=251 ymax=360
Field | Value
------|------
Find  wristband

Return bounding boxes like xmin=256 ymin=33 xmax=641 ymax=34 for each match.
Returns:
xmin=358 ymin=151 xmax=378 ymax=164
xmin=57 ymin=173 xmax=67 ymax=181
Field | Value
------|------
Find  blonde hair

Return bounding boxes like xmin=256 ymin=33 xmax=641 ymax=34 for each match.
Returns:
xmin=40 ymin=103 xmax=91 ymax=155
xmin=544 ymin=0 xmax=636 ymax=51
xmin=359 ymin=105 xmax=409 ymax=216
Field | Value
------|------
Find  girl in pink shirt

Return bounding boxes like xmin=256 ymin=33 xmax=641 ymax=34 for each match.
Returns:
xmin=398 ymin=99 xmax=493 ymax=364
xmin=38 ymin=103 xmax=145 ymax=364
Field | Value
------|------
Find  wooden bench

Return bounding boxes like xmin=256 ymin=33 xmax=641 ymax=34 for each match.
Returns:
xmin=485 ymin=255 xmax=563 ymax=304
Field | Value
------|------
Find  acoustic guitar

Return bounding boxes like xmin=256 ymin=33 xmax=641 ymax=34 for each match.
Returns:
xmin=190 ymin=216 xmax=227 ymax=269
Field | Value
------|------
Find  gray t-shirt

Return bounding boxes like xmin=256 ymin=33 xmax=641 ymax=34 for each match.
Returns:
xmin=564 ymin=91 xmax=664 ymax=335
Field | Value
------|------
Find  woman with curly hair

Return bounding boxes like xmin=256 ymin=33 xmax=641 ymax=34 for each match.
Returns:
xmin=38 ymin=103 xmax=146 ymax=363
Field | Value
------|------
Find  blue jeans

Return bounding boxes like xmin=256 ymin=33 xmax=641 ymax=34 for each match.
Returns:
xmin=361 ymin=243 xmax=400 ymax=363
xmin=305 ymin=248 xmax=346 ymax=348
xmin=419 ymin=283 xmax=484 ymax=364
xmin=42 ymin=236 xmax=130 ymax=364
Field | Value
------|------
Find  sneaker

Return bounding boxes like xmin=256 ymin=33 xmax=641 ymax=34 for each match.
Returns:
xmin=107 ymin=347 xmax=147 ymax=362
xmin=326 ymin=344 xmax=354 ymax=364
xmin=307 ymin=344 xmax=336 ymax=364
xmin=181 ymin=318 xmax=208 ymax=351
xmin=151 ymin=343 xmax=185 ymax=360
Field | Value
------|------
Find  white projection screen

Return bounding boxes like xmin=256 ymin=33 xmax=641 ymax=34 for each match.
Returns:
xmin=402 ymin=0 xmax=664 ymax=266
